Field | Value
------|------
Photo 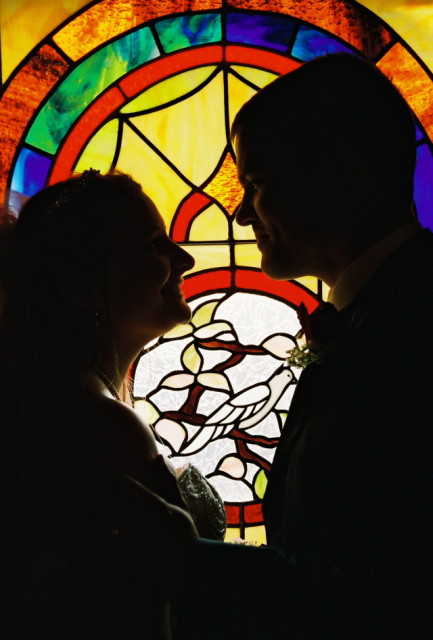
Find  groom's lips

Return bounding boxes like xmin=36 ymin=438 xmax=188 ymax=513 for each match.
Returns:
xmin=255 ymin=232 xmax=270 ymax=250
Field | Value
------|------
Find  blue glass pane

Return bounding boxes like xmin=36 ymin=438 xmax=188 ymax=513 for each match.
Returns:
xmin=155 ymin=13 xmax=221 ymax=53
xmin=10 ymin=148 xmax=51 ymax=197
xmin=292 ymin=25 xmax=354 ymax=62
xmin=415 ymin=121 xmax=424 ymax=142
xmin=26 ymin=27 xmax=159 ymax=155
xmin=226 ymin=12 xmax=295 ymax=52
xmin=414 ymin=143 xmax=433 ymax=231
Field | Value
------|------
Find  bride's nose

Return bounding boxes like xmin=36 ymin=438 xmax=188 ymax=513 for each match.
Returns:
xmin=171 ymin=240 xmax=195 ymax=272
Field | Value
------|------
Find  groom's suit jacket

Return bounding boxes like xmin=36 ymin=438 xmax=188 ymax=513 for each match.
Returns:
xmin=263 ymin=229 xmax=433 ymax=639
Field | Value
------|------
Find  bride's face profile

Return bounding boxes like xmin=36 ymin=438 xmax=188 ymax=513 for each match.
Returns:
xmin=109 ymin=191 xmax=195 ymax=350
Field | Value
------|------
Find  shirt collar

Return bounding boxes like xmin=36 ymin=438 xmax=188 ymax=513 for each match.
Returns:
xmin=329 ymin=220 xmax=421 ymax=311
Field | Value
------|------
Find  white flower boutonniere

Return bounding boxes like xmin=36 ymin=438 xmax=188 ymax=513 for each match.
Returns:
xmin=286 ymin=301 xmax=339 ymax=369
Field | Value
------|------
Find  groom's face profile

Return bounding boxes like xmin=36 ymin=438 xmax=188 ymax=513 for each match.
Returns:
xmin=235 ymin=128 xmax=325 ymax=282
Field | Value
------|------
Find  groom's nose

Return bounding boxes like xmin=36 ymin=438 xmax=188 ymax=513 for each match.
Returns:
xmin=234 ymin=196 xmax=256 ymax=227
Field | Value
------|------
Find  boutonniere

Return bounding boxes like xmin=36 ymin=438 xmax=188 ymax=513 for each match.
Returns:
xmin=286 ymin=301 xmax=339 ymax=368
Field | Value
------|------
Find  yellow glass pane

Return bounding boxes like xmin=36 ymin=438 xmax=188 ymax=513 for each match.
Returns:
xmin=235 ymin=243 xmax=261 ymax=268
xmin=183 ymin=244 xmax=230 ymax=272
xmin=361 ymin=0 xmax=433 ymax=72
xmin=75 ymin=119 xmax=118 ymax=174
xmin=228 ymin=72 xmax=257 ymax=131
xmin=116 ymin=123 xmax=189 ymax=227
xmin=322 ymin=281 xmax=330 ymax=300
xmin=204 ymin=152 xmax=243 ymax=215
xmin=1 ymin=0 xmax=88 ymax=80
xmin=134 ymin=399 xmax=160 ymax=425
xmin=189 ymin=204 xmax=229 ymax=241
xmin=129 ymin=72 xmax=226 ymax=187
xmin=224 ymin=527 xmax=242 ymax=542
xmin=121 ymin=66 xmax=218 ymax=114
xmin=295 ymin=276 xmax=320 ymax=295
xmin=244 ymin=524 xmax=267 ymax=546
xmin=233 ymin=218 xmax=255 ymax=241
xmin=230 ymin=65 xmax=278 ymax=89
xmin=377 ymin=42 xmax=433 ymax=141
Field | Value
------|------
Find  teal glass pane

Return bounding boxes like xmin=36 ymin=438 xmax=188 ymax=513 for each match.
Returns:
xmin=414 ymin=143 xmax=433 ymax=231
xmin=155 ymin=13 xmax=221 ymax=53
xmin=226 ymin=12 xmax=295 ymax=53
xmin=292 ymin=25 xmax=354 ymax=62
xmin=26 ymin=27 xmax=159 ymax=155
xmin=11 ymin=147 xmax=51 ymax=197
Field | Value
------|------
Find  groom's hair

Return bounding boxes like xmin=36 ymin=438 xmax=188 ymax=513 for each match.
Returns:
xmin=231 ymin=54 xmax=416 ymax=210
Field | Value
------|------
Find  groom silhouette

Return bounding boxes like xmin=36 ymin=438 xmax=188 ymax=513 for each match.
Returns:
xmin=232 ymin=54 xmax=433 ymax=638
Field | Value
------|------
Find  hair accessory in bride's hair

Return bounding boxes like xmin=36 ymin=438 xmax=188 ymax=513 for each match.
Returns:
xmin=51 ymin=168 xmax=101 ymax=213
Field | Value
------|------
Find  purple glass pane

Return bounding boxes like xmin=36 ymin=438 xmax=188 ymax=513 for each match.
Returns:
xmin=414 ymin=143 xmax=433 ymax=231
xmin=226 ymin=12 xmax=295 ymax=53
xmin=415 ymin=121 xmax=424 ymax=142
xmin=10 ymin=148 xmax=51 ymax=198
xmin=292 ymin=25 xmax=354 ymax=62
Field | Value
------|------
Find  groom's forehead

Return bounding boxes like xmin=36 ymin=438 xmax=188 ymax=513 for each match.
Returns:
xmin=237 ymin=125 xmax=302 ymax=170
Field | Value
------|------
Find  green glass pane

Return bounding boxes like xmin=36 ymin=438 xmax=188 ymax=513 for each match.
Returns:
xmin=26 ymin=27 xmax=159 ymax=154
xmin=191 ymin=300 xmax=218 ymax=328
xmin=121 ymin=66 xmax=218 ymax=114
xmin=254 ymin=469 xmax=268 ymax=499
xmin=155 ymin=13 xmax=221 ymax=53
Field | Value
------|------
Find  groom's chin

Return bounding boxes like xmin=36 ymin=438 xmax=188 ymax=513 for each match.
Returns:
xmin=261 ymin=254 xmax=293 ymax=281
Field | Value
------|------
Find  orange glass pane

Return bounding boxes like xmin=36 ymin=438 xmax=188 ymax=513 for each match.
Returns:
xmin=377 ymin=42 xmax=433 ymax=141
xmin=229 ymin=0 xmax=392 ymax=59
xmin=204 ymin=152 xmax=243 ymax=215
xmin=0 ymin=44 xmax=69 ymax=203
xmin=53 ymin=0 xmax=222 ymax=61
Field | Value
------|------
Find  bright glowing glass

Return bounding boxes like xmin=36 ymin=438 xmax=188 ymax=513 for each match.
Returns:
xmin=2 ymin=0 xmax=433 ymax=543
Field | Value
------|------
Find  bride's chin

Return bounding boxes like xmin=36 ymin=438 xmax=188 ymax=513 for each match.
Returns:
xmin=166 ymin=300 xmax=192 ymax=324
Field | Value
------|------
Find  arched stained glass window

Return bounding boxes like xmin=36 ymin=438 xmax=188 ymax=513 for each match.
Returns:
xmin=2 ymin=0 xmax=433 ymax=543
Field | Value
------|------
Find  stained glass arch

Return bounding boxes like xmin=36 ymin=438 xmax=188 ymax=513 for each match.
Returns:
xmin=1 ymin=0 xmax=433 ymax=542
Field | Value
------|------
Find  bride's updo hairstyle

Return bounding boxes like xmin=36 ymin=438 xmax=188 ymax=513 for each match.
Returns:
xmin=2 ymin=171 xmax=145 ymax=387
xmin=0 ymin=170 xmax=150 ymax=460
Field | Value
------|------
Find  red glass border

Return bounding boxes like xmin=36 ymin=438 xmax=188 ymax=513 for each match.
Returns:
xmin=171 ymin=192 xmax=212 ymax=241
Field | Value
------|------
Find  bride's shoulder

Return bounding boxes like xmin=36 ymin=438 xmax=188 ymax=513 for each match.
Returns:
xmin=63 ymin=391 xmax=159 ymax=483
